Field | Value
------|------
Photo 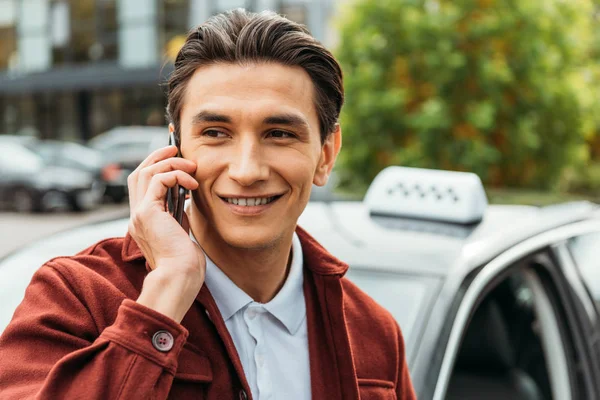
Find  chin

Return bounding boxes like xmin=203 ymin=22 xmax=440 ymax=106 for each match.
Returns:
xmin=219 ymin=225 xmax=283 ymax=251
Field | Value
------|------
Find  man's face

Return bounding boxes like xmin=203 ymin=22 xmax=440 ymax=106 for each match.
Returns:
xmin=177 ymin=62 xmax=340 ymax=250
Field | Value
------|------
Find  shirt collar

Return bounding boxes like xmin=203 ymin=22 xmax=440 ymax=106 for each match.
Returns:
xmin=263 ymin=232 xmax=305 ymax=335
xmin=190 ymin=231 xmax=306 ymax=335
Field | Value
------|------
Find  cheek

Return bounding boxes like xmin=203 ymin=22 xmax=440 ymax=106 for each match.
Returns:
xmin=266 ymin=148 xmax=318 ymax=191
xmin=193 ymin=151 xmax=224 ymax=181
xmin=185 ymin=149 xmax=225 ymax=203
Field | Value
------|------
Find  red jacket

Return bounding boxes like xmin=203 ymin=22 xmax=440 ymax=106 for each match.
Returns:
xmin=0 ymin=227 xmax=416 ymax=400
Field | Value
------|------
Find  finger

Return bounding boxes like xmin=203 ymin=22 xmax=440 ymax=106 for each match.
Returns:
xmin=137 ymin=145 xmax=178 ymax=171
xmin=144 ymin=170 xmax=199 ymax=205
xmin=136 ymin=158 xmax=197 ymax=202
xmin=128 ymin=145 xmax=178 ymax=207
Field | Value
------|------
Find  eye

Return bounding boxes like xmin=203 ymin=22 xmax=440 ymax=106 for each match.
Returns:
xmin=268 ymin=130 xmax=296 ymax=139
xmin=203 ymin=129 xmax=228 ymax=138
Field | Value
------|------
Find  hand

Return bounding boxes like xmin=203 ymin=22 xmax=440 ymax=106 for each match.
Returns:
xmin=127 ymin=145 xmax=206 ymax=323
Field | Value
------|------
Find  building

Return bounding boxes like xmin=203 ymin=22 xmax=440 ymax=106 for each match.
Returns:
xmin=0 ymin=0 xmax=334 ymax=142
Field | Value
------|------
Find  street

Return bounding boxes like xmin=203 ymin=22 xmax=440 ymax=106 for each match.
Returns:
xmin=0 ymin=204 xmax=130 ymax=259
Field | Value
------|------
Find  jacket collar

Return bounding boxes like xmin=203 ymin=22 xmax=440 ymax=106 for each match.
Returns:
xmin=123 ymin=225 xmax=356 ymax=399
xmin=295 ymin=226 xmax=348 ymax=276
xmin=121 ymin=225 xmax=349 ymax=277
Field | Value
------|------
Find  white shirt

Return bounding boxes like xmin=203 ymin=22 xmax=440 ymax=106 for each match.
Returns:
xmin=190 ymin=231 xmax=311 ymax=400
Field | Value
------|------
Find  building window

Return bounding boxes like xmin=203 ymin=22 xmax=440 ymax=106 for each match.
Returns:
xmin=51 ymin=0 xmax=118 ymax=65
xmin=96 ymin=0 xmax=118 ymax=61
xmin=161 ymin=0 xmax=190 ymax=61
xmin=0 ymin=0 xmax=17 ymax=70
xmin=0 ymin=27 xmax=17 ymax=70
xmin=279 ymin=3 xmax=308 ymax=26
xmin=214 ymin=0 xmax=248 ymax=12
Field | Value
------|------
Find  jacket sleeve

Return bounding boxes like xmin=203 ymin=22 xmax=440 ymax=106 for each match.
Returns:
xmin=0 ymin=263 xmax=188 ymax=400
xmin=395 ymin=322 xmax=417 ymax=400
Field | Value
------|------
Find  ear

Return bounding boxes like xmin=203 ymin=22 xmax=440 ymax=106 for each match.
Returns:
xmin=313 ymin=124 xmax=342 ymax=187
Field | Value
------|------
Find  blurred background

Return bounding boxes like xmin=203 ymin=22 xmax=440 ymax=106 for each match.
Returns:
xmin=0 ymin=0 xmax=599 ymax=256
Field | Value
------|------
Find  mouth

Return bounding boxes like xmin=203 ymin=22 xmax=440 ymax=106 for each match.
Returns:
xmin=219 ymin=194 xmax=283 ymax=208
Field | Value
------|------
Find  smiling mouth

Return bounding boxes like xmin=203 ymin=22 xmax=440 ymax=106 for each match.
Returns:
xmin=220 ymin=195 xmax=283 ymax=207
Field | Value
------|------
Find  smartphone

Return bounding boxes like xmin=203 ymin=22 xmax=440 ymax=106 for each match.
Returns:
xmin=167 ymin=131 xmax=188 ymax=226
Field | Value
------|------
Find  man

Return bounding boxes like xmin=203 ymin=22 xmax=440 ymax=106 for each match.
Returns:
xmin=0 ymin=9 xmax=415 ymax=400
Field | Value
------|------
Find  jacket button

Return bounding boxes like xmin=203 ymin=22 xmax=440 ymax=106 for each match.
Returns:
xmin=239 ymin=389 xmax=248 ymax=400
xmin=152 ymin=330 xmax=174 ymax=352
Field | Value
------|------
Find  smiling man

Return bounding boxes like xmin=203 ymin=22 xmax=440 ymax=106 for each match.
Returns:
xmin=0 ymin=9 xmax=415 ymax=400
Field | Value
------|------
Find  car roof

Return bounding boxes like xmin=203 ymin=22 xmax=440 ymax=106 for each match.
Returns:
xmin=88 ymin=126 xmax=167 ymax=149
xmin=92 ymin=126 xmax=166 ymax=139
xmin=0 ymin=134 xmax=38 ymax=145
xmin=301 ymin=200 xmax=599 ymax=277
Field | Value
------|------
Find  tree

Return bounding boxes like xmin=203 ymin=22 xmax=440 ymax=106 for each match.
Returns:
xmin=335 ymin=0 xmax=598 ymax=192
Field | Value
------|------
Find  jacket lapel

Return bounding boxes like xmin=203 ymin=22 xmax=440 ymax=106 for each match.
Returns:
xmin=196 ymin=285 xmax=254 ymax=399
xmin=298 ymin=227 xmax=360 ymax=400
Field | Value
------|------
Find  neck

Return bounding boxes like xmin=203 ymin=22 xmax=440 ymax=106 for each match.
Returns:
xmin=189 ymin=203 xmax=293 ymax=303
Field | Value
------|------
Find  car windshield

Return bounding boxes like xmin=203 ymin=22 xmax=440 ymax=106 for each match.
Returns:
xmin=26 ymin=142 xmax=103 ymax=170
xmin=345 ymin=269 xmax=439 ymax=361
xmin=58 ymin=142 xmax=103 ymax=168
xmin=0 ymin=143 xmax=43 ymax=172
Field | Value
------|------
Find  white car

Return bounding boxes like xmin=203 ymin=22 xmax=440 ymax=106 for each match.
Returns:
xmin=1 ymin=167 xmax=600 ymax=399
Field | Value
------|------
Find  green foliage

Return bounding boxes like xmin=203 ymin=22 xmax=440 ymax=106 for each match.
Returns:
xmin=335 ymin=0 xmax=599 ymax=192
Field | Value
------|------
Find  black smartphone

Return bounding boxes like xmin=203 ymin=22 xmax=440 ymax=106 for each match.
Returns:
xmin=167 ymin=131 xmax=188 ymax=226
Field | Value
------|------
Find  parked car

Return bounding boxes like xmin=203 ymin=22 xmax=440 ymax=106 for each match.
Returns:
xmin=0 ymin=141 xmax=104 ymax=212
xmin=88 ymin=126 xmax=167 ymax=202
xmin=22 ymin=139 xmax=127 ymax=204
xmin=1 ymin=166 xmax=599 ymax=399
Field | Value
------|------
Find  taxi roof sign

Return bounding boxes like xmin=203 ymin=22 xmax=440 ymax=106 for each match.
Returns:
xmin=365 ymin=166 xmax=488 ymax=225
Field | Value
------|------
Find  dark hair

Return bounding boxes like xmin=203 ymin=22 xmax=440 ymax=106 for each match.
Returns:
xmin=166 ymin=8 xmax=344 ymax=144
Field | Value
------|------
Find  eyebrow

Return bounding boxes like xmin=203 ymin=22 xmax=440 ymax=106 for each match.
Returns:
xmin=263 ymin=113 xmax=310 ymax=130
xmin=191 ymin=111 xmax=231 ymax=125
xmin=191 ymin=110 xmax=310 ymax=130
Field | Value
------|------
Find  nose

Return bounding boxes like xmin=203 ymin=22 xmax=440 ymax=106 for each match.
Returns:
xmin=228 ymin=138 xmax=269 ymax=186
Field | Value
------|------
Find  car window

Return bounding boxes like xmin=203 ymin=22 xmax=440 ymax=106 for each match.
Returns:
xmin=568 ymin=232 xmax=600 ymax=304
xmin=28 ymin=145 xmax=55 ymax=163
xmin=345 ymin=269 xmax=438 ymax=360
xmin=59 ymin=143 xmax=103 ymax=169
xmin=445 ymin=265 xmax=575 ymax=400
xmin=102 ymin=142 xmax=150 ymax=160
xmin=0 ymin=144 xmax=43 ymax=172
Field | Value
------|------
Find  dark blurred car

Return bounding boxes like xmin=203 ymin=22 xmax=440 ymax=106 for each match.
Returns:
xmin=23 ymin=139 xmax=126 ymax=204
xmin=0 ymin=140 xmax=104 ymax=212
xmin=88 ymin=126 xmax=167 ymax=202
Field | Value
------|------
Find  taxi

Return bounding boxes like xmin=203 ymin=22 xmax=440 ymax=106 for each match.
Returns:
xmin=1 ymin=166 xmax=599 ymax=399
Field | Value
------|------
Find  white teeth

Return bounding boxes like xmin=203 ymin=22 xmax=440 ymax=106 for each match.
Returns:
xmin=225 ymin=196 xmax=276 ymax=206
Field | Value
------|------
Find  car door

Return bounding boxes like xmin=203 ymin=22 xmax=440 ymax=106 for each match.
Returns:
xmin=0 ymin=155 xmax=11 ymax=205
xmin=433 ymin=241 xmax=600 ymax=400
xmin=559 ymin=226 xmax=600 ymax=377
xmin=563 ymin=231 xmax=600 ymax=310
xmin=0 ymin=144 xmax=40 ymax=206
